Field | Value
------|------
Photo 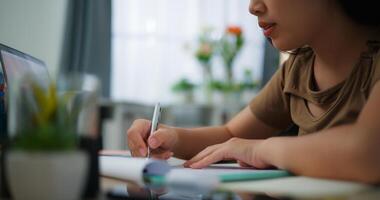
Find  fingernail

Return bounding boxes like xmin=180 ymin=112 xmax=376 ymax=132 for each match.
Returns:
xmin=139 ymin=148 xmax=146 ymax=156
xmin=149 ymin=138 xmax=158 ymax=147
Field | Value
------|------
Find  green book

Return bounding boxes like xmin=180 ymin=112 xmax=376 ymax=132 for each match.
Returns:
xmin=219 ymin=169 xmax=291 ymax=182
xmin=145 ymin=167 xmax=291 ymax=186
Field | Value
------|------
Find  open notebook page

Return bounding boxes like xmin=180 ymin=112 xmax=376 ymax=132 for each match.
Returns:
xmin=100 ymin=151 xmax=290 ymax=187
xmin=100 ymin=155 xmax=170 ymax=185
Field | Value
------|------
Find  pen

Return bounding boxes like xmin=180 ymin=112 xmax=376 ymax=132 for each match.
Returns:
xmin=147 ymin=102 xmax=161 ymax=158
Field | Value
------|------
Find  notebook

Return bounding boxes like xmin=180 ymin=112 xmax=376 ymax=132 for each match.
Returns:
xmin=100 ymin=154 xmax=291 ymax=188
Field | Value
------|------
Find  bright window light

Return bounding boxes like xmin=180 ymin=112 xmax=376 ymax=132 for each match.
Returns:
xmin=111 ymin=0 xmax=265 ymax=104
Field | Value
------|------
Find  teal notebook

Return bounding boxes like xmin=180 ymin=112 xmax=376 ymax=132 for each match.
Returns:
xmin=219 ymin=169 xmax=291 ymax=182
xmin=145 ymin=165 xmax=291 ymax=186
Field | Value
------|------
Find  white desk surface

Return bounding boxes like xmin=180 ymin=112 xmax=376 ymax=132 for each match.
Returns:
xmin=100 ymin=150 xmax=379 ymax=199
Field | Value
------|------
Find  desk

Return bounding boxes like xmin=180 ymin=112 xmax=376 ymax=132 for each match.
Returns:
xmin=101 ymin=171 xmax=380 ymax=200
xmin=101 ymin=176 xmax=380 ymax=200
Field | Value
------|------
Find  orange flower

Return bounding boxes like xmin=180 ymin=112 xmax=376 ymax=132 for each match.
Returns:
xmin=226 ymin=26 xmax=242 ymax=36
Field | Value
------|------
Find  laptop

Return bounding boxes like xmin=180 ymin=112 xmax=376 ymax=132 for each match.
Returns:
xmin=0 ymin=43 xmax=51 ymax=143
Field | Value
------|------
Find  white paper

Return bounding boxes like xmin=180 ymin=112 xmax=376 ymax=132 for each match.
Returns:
xmin=219 ymin=177 xmax=371 ymax=198
xmin=166 ymin=169 xmax=220 ymax=194
xmin=100 ymin=156 xmax=170 ymax=185
xmin=172 ymin=163 xmax=264 ymax=176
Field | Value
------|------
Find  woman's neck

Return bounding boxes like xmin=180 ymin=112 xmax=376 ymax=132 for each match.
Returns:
xmin=312 ymin=22 xmax=373 ymax=72
xmin=308 ymin=14 xmax=376 ymax=90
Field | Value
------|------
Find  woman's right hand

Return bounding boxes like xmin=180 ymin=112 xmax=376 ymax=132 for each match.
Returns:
xmin=127 ymin=119 xmax=179 ymax=159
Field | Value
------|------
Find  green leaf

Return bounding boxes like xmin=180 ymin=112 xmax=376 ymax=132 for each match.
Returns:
xmin=11 ymin=80 xmax=78 ymax=151
xmin=171 ymin=78 xmax=196 ymax=92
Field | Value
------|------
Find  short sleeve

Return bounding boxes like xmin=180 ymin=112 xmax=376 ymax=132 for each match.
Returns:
xmin=249 ymin=56 xmax=294 ymax=130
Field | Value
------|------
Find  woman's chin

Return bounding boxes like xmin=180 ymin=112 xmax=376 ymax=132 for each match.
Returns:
xmin=271 ymin=39 xmax=302 ymax=52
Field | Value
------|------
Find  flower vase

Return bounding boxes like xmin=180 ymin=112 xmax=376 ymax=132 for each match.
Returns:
xmin=224 ymin=59 xmax=235 ymax=85
xmin=201 ymin=62 xmax=213 ymax=105
xmin=174 ymin=91 xmax=194 ymax=104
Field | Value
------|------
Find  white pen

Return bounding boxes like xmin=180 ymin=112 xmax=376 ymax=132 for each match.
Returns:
xmin=147 ymin=102 xmax=161 ymax=158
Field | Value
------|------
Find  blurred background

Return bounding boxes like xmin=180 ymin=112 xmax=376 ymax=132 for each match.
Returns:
xmin=0 ymin=0 xmax=283 ymax=150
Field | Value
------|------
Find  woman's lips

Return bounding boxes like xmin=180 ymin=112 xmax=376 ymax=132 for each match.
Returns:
xmin=259 ymin=22 xmax=276 ymax=37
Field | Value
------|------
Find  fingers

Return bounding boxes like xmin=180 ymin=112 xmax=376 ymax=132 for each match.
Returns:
xmin=127 ymin=119 xmax=151 ymax=157
xmin=128 ymin=135 xmax=147 ymax=157
xmin=189 ymin=150 xmax=224 ymax=169
xmin=148 ymin=129 xmax=176 ymax=150
xmin=127 ymin=119 xmax=178 ymax=159
xmin=237 ymin=160 xmax=253 ymax=168
xmin=184 ymin=145 xmax=219 ymax=167
xmin=129 ymin=119 xmax=152 ymax=139
xmin=150 ymin=149 xmax=174 ymax=160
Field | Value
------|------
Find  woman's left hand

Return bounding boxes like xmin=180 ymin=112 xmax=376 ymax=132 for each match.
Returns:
xmin=183 ymin=137 xmax=271 ymax=169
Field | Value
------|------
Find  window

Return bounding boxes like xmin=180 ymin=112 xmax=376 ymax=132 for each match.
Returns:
xmin=112 ymin=0 xmax=265 ymax=104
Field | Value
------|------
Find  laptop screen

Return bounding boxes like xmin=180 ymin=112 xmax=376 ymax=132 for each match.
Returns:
xmin=0 ymin=47 xmax=50 ymax=89
xmin=0 ymin=43 xmax=51 ymax=142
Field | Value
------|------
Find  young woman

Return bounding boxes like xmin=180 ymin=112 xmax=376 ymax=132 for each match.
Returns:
xmin=127 ymin=0 xmax=380 ymax=183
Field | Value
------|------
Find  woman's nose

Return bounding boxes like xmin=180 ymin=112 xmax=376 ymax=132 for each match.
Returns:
xmin=249 ymin=0 xmax=266 ymax=16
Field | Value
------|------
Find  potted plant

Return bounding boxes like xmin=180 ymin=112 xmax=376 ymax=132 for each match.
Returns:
xmin=171 ymin=78 xmax=196 ymax=104
xmin=5 ymin=75 xmax=88 ymax=200
xmin=217 ymin=25 xmax=245 ymax=85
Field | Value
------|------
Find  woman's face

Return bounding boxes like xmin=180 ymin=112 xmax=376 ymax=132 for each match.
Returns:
xmin=249 ymin=0 xmax=335 ymax=51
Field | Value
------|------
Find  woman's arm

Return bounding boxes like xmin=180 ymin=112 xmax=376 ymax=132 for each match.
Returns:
xmin=127 ymin=106 xmax=278 ymax=159
xmin=173 ymin=106 xmax=279 ymax=160
xmin=185 ymin=83 xmax=380 ymax=183
xmin=261 ymin=82 xmax=380 ymax=183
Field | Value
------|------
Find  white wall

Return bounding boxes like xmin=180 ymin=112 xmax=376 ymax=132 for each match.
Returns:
xmin=0 ymin=0 xmax=68 ymax=76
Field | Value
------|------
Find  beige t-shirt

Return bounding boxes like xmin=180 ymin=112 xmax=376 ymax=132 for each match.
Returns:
xmin=250 ymin=41 xmax=380 ymax=135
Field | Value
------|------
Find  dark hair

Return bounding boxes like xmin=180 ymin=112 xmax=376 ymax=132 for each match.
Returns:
xmin=337 ymin=0 xmax=380 ymax=27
